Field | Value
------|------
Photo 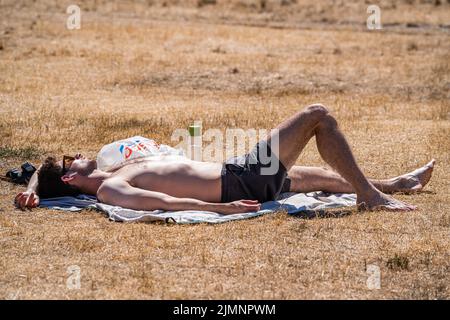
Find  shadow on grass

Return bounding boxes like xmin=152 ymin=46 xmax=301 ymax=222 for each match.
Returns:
xmin=288 ymin=208 xmax=355 ymax=219
xmin=397 ymin=190 xmax=436 ymax=195
xmin=0 ymin=146 xmax=43 ymax=160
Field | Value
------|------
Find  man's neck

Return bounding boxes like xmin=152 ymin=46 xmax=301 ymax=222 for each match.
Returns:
xmin=80 ymin=170 xmax=111 ymax=195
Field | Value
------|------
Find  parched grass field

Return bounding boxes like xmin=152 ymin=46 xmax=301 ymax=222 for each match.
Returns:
xmin=0 ymin=0 xmax=449 ymax=299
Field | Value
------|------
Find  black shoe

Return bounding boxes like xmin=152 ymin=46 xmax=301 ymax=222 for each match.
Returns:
xmin=5 ymin=162 xmax=36 ymax=185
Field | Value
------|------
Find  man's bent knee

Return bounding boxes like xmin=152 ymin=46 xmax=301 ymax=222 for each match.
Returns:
xmin=303 ymin=104 xmax=339 ymax=131
xmin=316 ymin=112 xmax=338 ymax=131
xmin=304 ymin=103 xmax=329 ymax=120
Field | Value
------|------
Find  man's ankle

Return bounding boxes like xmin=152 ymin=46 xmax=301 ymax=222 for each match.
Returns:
xmin=356 ymin=184 xmax=381 ymax=200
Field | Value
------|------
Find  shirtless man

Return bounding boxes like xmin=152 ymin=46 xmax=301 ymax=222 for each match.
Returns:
xmin=15 ymin=104 xmax=435 ymax=214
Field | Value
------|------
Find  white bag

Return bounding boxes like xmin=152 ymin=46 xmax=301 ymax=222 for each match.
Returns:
xmin=96 ymin=136 xmax=185 ymax=172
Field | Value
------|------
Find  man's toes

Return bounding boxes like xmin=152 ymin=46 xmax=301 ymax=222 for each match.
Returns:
xmin=401 ymin=202 xmax=416 ymax=211
xmin=429 ymin=159 xmax=436 ymax=167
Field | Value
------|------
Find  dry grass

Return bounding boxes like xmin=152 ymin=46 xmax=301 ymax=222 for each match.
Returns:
xmin=0 ymin=0 xmax=449 ymax=299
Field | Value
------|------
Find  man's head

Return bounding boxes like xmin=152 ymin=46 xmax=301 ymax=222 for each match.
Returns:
xmin=37 ymin=154 xmax=97 ymax=198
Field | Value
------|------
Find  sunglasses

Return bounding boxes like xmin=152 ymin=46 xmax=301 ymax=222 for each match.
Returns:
xmin=62 ymin=155 xmax=75 ymax=174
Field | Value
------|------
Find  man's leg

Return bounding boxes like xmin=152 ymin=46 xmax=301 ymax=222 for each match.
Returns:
xmin=287 ymin=160 xmax=435 ymax=194
xmin=264 ymin=104 xmax=416 ymax=211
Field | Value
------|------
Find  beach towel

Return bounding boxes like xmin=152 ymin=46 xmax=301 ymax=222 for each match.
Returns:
xmin=39 ymin=192 xmax=357 ymax=224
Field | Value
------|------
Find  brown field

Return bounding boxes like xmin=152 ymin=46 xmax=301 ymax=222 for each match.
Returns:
xmin=0 ymin=0 xmax=449 ymax=299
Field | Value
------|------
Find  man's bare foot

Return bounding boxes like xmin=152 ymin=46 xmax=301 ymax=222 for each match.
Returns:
xmin=357 ymin=191 xmax=417 ymax=212
xmin=390 ymin=159 xmax=435 ymax=194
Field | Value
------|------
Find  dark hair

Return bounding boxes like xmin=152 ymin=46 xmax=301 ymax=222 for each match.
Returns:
xmin=37 ymin=156 xmax=80 ymax=198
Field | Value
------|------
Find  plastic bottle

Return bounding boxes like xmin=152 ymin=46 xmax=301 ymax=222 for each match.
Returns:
xmin=189 ymin=124 xmax=202 ymax=161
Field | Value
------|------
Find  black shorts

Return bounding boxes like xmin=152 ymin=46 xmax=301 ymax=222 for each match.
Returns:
xmin=221 ymin=140 xmax=291 ymax=203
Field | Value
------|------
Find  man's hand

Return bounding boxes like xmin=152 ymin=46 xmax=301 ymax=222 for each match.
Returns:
xmin=218 ymin=200 xmax=261 ymax=215
xmin=14 ymin=191 xmax=40 ymax=210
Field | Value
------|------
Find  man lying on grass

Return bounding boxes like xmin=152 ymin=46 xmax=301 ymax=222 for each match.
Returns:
xmin=15 ymin=104 xmax=435 ymax=214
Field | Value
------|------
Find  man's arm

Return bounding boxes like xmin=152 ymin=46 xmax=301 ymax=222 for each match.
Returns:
xmin=97 ymin=179 xmax=261 ymax=215
xmin=25 ymin=166 xmax=40 ymax=192
xmin=14 ymin=165 xmax=41 ymax=209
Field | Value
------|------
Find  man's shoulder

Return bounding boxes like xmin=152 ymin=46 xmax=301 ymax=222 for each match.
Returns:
xmin=97 ymin=177 xmax=129 ymax=199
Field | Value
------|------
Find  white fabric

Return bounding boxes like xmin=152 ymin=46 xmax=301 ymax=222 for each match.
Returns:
xmin=40 ymin=192 xmax=356 ymax=224
xmin=96 ymin=136 xmax=185 ymax=172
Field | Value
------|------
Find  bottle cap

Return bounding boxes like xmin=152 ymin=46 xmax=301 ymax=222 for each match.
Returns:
xmin=189 ymin=125 xmax=201 ymax=137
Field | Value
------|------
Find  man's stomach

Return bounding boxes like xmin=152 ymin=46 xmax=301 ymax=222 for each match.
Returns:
xmin=114 ymin=156 xmax=223 ymax=202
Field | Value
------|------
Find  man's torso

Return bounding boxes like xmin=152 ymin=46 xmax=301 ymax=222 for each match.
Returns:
xmin=106 ymin=155 xmax=223 ymax=202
